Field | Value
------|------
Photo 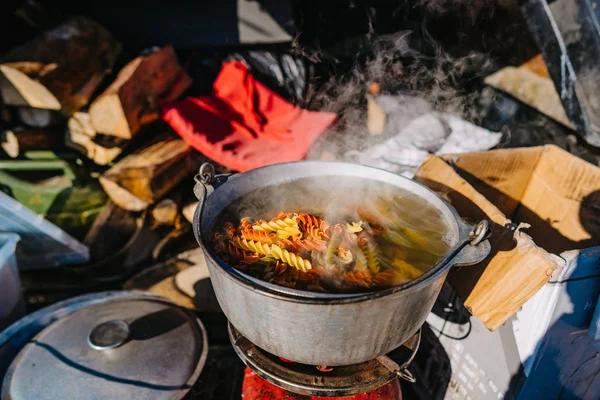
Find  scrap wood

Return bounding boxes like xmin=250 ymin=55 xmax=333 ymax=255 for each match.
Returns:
xmin=151 ymin=199 xmax=180 ymax=227
xmin=0 ymin=17 xmax=122 ymax=115
xmin=182 ymin=201 xmax=198 ymax=224
xmin=99 ymin=135 xmax=198 ymax=212
xmin=124 ymin=248 xmax=220 ymax=312
xmin=89 ymin=45 xmax=192 ymax=139
xmin=485 ymin=54 xmax=573 ymax=129
xmin=65 ymin=112 xmax=128 ymax=165
xmin=84 ymin=201 xmax=160 ymax=270
xmin=1 ymin=125 xmax=64 ymax=158
xmin=417 ymin=144 xmax=600 ymax=330
xmin=415 ymin=153 xmax=560 ymax=331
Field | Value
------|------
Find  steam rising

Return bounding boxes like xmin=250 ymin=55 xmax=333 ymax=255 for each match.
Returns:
xmin=298 ymin=29 xmax=496 ymax=160
xmin=209 ymin=7 xmax=508 ymax=292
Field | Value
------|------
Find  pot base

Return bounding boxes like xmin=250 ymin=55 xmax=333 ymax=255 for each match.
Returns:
xmin=228 ymin=323 xmax=420 ymax=397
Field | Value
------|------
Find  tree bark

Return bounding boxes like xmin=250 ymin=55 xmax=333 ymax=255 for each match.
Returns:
xmin=0 ymin=17 xmax=122 ymax=115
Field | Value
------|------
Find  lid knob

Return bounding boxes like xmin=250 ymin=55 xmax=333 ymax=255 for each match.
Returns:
xmin=88 ymin=319 xmax=131 ymax=350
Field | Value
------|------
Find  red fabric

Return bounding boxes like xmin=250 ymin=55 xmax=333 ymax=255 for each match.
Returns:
xmin=162 ymin=61 xmax=336 ymax=171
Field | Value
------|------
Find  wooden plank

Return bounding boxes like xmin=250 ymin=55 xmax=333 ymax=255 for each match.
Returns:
xmin=484 ymin=55 xmax=573 ymax=129
xmin=415 ymin=154 xmax=560 ymax=331
xmin=516 ymin=145 xmax=600 ymax=254
xmin=89 ymin=45 xmax=191 ymax=138
xmin=440 ymin=147 xmax=543 ymax=218
xmin=0 ymin=17 xmax=122 ymax=115
xmin=99 ymin=136 xmax=197 ymax=211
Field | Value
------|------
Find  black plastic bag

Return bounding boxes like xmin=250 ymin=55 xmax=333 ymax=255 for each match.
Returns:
xmin=230 ymin=50 xmax=309 ymax=105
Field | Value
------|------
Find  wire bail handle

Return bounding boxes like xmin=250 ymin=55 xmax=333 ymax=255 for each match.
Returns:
xmin=196 ymin=163 xmax=216 ymax=186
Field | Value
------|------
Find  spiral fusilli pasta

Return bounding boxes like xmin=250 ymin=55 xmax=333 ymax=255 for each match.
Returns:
xmin=358 ymin=237 xmax=380 ymax=274
xmin=253 ymin=217 xmax=298 ymax=233
xmin=211 ymin=201 xmax=448 ymax=293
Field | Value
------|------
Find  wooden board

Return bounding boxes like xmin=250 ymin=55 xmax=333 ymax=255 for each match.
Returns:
xmin=89 ymin=45 xmax=191 ymax=138
xmin=484 ymin=54 xmax=573 ymax=129
xmin=415 ymin=153 xmax=560 ymax=331
xmin=516 ymin=145 xmax=600 ymax=254
xmin=0 ymin=17 xmax=122 ymax=115
xmin=99 ymin=136 xmax=197 ymax=211
xmin=124 ymin=247 xmax=221 ymax=313
xmin=440 ymin=147 xmax=543 ymax=218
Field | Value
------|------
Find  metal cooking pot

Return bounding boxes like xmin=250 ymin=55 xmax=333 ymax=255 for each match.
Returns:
xmin=193 ymin=161 xmax=491 ymax=366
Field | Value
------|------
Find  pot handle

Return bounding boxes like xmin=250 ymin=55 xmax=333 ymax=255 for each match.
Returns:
xmin=452 ymin=220 xmax=492 ymax=267
xmin=193 ymin=163 xmax=235 ymax=240
xmin=193 ymin=163 xmax=234 ymax=201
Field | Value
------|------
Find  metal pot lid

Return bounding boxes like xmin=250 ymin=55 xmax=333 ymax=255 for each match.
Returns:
xmin=2 ymin=295 xmax=208 ymax=400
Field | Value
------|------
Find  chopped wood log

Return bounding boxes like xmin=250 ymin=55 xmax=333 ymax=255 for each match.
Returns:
xmin=0 ymin=17 xmax=122 ymax=115
xmin=151 ymin=199 xmax=179 ymax=226
xmin=1 ymin=126 xmax=63 ymax=158
xmin=65 ymin=112 xmax=127 ymax=165
xmin=68 ymin=111 xmax=96 ymax=138
xmin=17 ymin=107 xmax=64 ymax=128
xmin=84 ymin=200 xmax=135 ymax=257
xmin=182 ymin=201 xmax=198 ymax=224
xmin=66 ymin=131 xmax=127 ymax=166
xmin=99 ymin=136 xmax=197 ymax=211
xmin=89 ymin=45 xmax=191 ymax=139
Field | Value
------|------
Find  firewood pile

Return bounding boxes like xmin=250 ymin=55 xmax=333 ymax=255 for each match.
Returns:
xmin=0 ymin=16 xmax=201 ymax=219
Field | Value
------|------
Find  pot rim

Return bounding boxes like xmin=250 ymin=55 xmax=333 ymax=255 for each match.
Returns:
xmin=195 ymin=161 xmax=469 ymax=305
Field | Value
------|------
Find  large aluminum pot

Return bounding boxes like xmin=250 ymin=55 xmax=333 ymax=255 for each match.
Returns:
xmin=193 ymin=162 xmax=490 ymax=366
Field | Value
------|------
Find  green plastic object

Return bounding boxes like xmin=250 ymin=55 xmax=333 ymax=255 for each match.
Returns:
xmin=0 ymin=159 xmax=107 ymax=239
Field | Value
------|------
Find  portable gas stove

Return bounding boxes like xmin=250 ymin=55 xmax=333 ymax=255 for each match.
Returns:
xmin=229 ymin=324 xmax=420 ymax=399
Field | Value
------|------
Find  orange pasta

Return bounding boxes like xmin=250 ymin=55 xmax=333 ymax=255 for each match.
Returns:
xmin=241 ymin=227 xmax=276 ymax=244
xmin=279 ymin=238 xmax=328 ymax=252
xmin=214 ymin=242 xmax=261 ymax=265
xmin=223 ymin=222 xmax=237 ymax=239
xmin=294 ymin=212 xmax=331 ymax=239
xmin=211 ymin=204 xmax=448 ymax=293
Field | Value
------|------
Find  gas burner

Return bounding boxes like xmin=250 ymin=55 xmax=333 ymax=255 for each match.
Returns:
xmin=228 ymin=323 xmax=420 ymax=397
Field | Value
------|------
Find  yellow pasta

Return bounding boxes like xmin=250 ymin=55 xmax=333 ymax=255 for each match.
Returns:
xmin=269 ymin=244 xmax=312 ymax=272
xmin=275 ymin=226 xmax=302 ymax=240
xmin=232 ymin=237 xmax=272 ymax=255
xmin=212 ymin=197 xmax=450 ymax=293
xmin=253 ymin=217 xmax=298 ymax=233
xmin=346 ymin=221 xmax=363 ymax=233
xmin=358 ymin=238 xmax=380 ymax=274
xmin=232 ymin=238 xmax=312 ymax=272
xmin=391 ymin=259 xmax=422 ymax=280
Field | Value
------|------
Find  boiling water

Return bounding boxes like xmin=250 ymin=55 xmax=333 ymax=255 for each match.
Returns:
xmin=210 ymin=176 xmax=452 ymax=293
